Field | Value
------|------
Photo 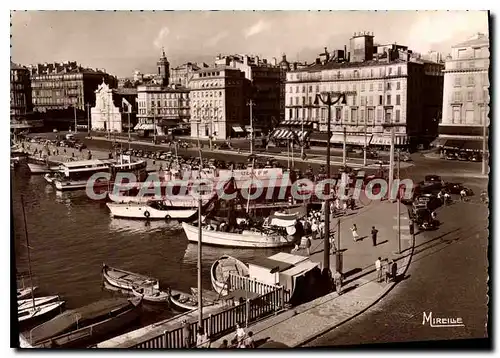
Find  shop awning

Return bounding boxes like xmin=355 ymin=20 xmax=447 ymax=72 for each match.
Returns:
xmin=280 ymin=120 xmax=314 ymax=127
xmin=244 ymin=126 xmax=262 ymax=132
xmin=309 ymin=132 xmax=330 ymax=142
xmin=330 ymin=134 xmax=372 ymax=146
xmin=272 ymin=129 xmax=311 ymax=141
xmin=443 ymin=140 xmax=465 ymax=150
xmin=232 ymin=126 xmax=244 ymax=133
xmin=430 ymin=137 xmax=447 ymax=147
xmin=134 ymin=123 xmax=155 ymax=131
xmin=371 ymin=135 xmax=408 ymax=146
xmin=461 ymin=140 xmax=483 ymax=152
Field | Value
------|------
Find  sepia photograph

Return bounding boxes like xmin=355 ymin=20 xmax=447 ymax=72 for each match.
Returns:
xmin=9 ymin=10 xmax=490 ymax=350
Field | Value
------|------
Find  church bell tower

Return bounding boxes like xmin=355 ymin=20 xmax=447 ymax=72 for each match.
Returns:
xmin=157 ymin=47 xmax=170 ymax=86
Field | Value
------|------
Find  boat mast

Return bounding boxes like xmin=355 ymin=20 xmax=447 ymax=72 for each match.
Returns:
xmin=196 ymin=147 xmax=203 ymax=329
xmin=245 ymin=157 xmax=255 ymax=214
xmin=20 ymin=195 xmax=35 ymax=310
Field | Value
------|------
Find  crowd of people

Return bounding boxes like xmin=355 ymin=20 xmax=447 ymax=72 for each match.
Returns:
xmin=182 ymin=321 xmax=256 ymax=349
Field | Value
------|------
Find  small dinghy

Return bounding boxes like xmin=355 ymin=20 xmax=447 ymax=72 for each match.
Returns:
xmin=17 ymin=286 xmax=38 ymax=300
xmin=210 ymin=255 xmax=249 ymax=295
xmin=18 ymin=300 xmax=65 ymax=324
xmin=169 ymin=288 xmax=220 ymax=312
xmin=131 ymin=284 xmax=169 ymax=304
xmin=102 ymin=264 xmax=159 ymax=291
xmin=18 ymin=295 xmax=60 ymax=312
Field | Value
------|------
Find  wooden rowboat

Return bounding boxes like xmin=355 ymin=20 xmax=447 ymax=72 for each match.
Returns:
xmin=210 ymin=255 xmax=249 ymax=295
xmin=102 ymin=264 xmax=159 ymax=291
xmin=131 ymin=285 xmax=170 ymax=304
xmin=18 ymin=300 xmax=65 ymax=324
xmin=17 ymin=286 xmax=38 ymax=300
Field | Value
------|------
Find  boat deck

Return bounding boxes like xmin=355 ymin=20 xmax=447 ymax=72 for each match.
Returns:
xmin=96 ymin=303 xmax=228 ymax=348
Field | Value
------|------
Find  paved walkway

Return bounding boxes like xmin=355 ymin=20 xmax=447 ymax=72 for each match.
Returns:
xmin=210 ymin=201 xmax=415 ymax=348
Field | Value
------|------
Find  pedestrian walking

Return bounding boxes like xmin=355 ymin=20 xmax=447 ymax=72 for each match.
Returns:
xmin=234 ymin=323 xmax=246 ymax=348
xmin=371 ymin=226 xmax=378 ymax=246
xmin=196 ymin=326 xmax=210 ymax=348
xmin=351 ymin=224 xmax=359 ymax=242
xmin=305 ymin=237 xmax=311 ymax=256
xmin=334 ymin=271 xmax=342 ymax=295
xmin=243 ymin=331 xmax=255 ymax=348
xmin=375 ymin=257 xmax=382 ymax=282
xmin=182 ymin=319 xmax=192 ymax=348
xmin=460 ymin=188 xmax=467 ymax=201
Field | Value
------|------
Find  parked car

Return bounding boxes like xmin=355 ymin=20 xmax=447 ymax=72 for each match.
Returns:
xmin=444 ymin=183 xmax=474 ymax=196
xmin=445 ymin=152 xmax=457 ymax=160
xmin=414 ymin=193 xmax=442 ymax=212
xmin=469 ymin=152 xmax=481 ymax=162
xmin=457 ymin=152 xmax=469 ymax=161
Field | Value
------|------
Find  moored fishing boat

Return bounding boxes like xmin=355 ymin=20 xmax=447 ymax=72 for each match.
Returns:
xmin=181 ymin=222 xmax=293 ymax=248
xmin=26 ymin=297 xmax=142 ymax=348
xmin=17 ymin=286 xmax=38 ymax=300
xmin=211 ymin=255 xmax=249 ymax=295
xmin=169 ymin=289 xmax=219 ymax=312
xmin=27 ymin=162 xmax=61 ymax=174
xmin=18 ymin=295 xmax=60 ymax=311
xmin=18 ymin=300 xmax=65 ymax=324
xmin=102 ymin=264 xmax=159 ymax=291
xmin=106 ymin=201 xmax=198 ymax=220
xmin=131 ymin=284 xmax=170 ymax=303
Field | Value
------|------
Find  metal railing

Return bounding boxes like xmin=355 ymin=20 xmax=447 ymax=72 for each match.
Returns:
xmin=133 ymin=285 xmax=285 ymax=349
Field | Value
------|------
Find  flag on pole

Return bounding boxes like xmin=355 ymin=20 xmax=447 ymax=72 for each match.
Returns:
xmin=122 ymin=97 xmax=132 ymax=113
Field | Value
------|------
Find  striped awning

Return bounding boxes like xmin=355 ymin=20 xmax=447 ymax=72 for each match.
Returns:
xmin=272 ymin=129 xmax=311 ymax=141
xmin=134 ymin=123 xmax=155 ymax=130
xmin=232 ymin=126 xmax=244 ymax=132
xmin=330 ymin=134 xmax=372 ymax=145
xmin=280 ymin=120 xmax=314 ymax=126
xmin=371 ymin=135 xmax=408 ymax=146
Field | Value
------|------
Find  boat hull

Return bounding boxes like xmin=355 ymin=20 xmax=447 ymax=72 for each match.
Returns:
xmin=18 ymin=301 xmax=65 ymax=324
xmin=102 ymin=265 xmax=160 ymax=291
xmin=169 ymin=291 xmax=198 ymax=311
xmin=181 ymin=222 xmax=292 ymax=248
xmin=210 ymin=255 xmax=249 ymax=295
xmin=34 ymin=300 xmax=142 ymax=348
xmin=27 ymin=163 xmax=60 ymax=175
xmin=131 ymin=287 xmax=169 ymax=303
xmin=18 ymin=295 xmax=59 ymax=311
xmin=106 ymin=203 xmax=197 ymax=220
xmin=17 ymin=286 xmax=38 ymax=300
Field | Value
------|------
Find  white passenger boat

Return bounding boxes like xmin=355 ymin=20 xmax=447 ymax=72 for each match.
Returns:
xmin=106 ymin=201 xmax=198 ymax=220
xmin=108 ymin=192 xmax=214 ymax=207
xmin=52 ymin=156 xmax=147 ymax=191
xmin=27 ymin=162 xmax=61 ymax=174
xmin=181 ymin=222 xmax=293 ymax=248
xmin=18 ymin=295 xmax=60 ymax=311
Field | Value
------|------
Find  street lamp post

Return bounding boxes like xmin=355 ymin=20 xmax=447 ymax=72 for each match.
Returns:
xmin=314 ymin=92 xmax=347 ymax=277
xmin=86 ymin=103 xmax=91 ymax=137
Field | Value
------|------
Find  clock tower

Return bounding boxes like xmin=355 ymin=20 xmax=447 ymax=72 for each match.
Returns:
xmin=157 ymin=48 xmax=170 ymax=86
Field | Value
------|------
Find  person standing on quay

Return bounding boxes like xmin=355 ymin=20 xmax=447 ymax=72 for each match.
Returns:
xmin=196 ymin=326 xmax=210 ymax=348
xmin=351 ymin=224 xmax=359 ymax=242
xmin=182 ymin=319 xmax=192 ymax=348
xmin=371 ymin=226 xmax=378 ymax=246
xmin=375 ymin=257 xmax=382 ymax=282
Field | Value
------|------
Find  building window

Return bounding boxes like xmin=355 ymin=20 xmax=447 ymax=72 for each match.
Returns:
xmin=397 ymin=66 xmax=402 ymax=76
xmin=302 ymin=97 xmax=306 ymax=105
xmin=368 ymin=96 xmax=373 ymax=106
xmin=388 ymin=67 xmax=392 ymax=75
xmin=370 ymin=69 xmax=374 ymax=77
xmin=474 ymin=48 xmax=481 ymax=58
xmin=377 ymin=109 xmax=382 ymax=121
xmin=378 ymin=83 xmax=382 ymax=91
xmin=315 ymin=108 xmax=319 ymax=119
xmin=295 ymin=86 xmax=299 ymax=93
xmin=469 ymin=61 xmax=475 ymax=68
xmin=368 ymin=108 xmax=374 ymax=122
xmin=361 ymin=83 xmax=365 ymax=91
xmin=387 ymin=95 xmax=391 ymax=105
xmin=465 ymin=110 xmax=474 ymax=124
xmin=302 ymin=86 xmax=305 ymax=93
xmin=351 ymin=108 xmax=358 ymax=123
xmin=384 ymin=109 xmax=392 ymax=123
xmin=467 ymin=91 xmax=474 ymax=102
xmin=289 ymin=98 xmax=293 ymax=105
xmin=379 ymin=95 xmax=383 ymax=105
xmin=335 ymin=107 xmax=342 ymax=120
xmin=352 ymin=96 xmax=357 ymax=106
xmin=315 ymin=85 xmax=319 ymax=92
xmin=395 ymin=109 xmax=400 ymax=122
xmin=396 ymin=94 xmax=401 ymax=105
xmin=396 ymin=82 xmax=401 ymax=90
xmin=295 ymin=97 xmax=299 ymax=105
xmin=360 ymin=109 xmax=365 ymax=122
xmin=386 ymin=82 xmax=391 ymax=90
xmin=467 ymin=76 xmax=475 ymax=86
xmin=309 ymin=85 xmax=313 ymax=92
xmin=452 ymin=106 xmax=461 ymax=123
xmin=453 ymin=91 xmax=462 ymax=102
xmin=369 ymin=83 xmax=373 ymax=91
xmin=457 ymin=49 xmax=466 ymax=59
xmin=454 ymin=76 xmax=461 ymax=87
xmin=457 ymin=61 xmax=463 ymax=70
xmin=302 ymin=108 xmax=306 ymax=118
xmin=344 ymin=109 xmax=349 ymax=122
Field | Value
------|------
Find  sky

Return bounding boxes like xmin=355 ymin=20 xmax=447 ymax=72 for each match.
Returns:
xmin=10 ymin=11 xmax=489 ymax=78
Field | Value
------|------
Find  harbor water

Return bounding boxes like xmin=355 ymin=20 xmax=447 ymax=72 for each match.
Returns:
xmin=12 ymin=164 xmax=282 ymax=333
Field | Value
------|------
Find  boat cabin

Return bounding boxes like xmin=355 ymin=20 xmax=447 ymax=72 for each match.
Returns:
xmin=60 ymin=159 xmax=114 ymax=179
